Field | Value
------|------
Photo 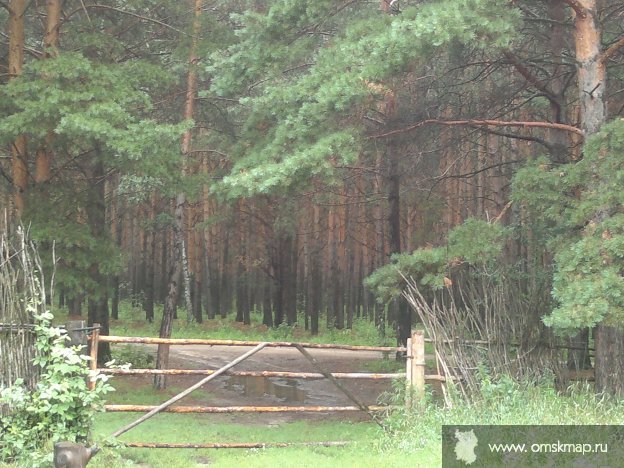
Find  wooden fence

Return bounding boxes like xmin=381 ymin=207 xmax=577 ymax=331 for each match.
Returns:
xmin=88 ymin=327 xmax=446 ymax=449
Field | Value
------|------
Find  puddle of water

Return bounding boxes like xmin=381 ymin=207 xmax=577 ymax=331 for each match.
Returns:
xmin=223 ymin=375 xmax=308 ymax=403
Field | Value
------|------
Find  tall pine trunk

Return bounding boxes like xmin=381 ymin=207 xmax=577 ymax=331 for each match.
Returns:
xmin=155 ymin=0 xmax=202 ymax=389
xmin=572 ymin=0 xmax=623 ymax=395
xmin=86 ymin=157 xmax=111 ymax=364
xmin=9 ymin=0 xmax=27 ymax=217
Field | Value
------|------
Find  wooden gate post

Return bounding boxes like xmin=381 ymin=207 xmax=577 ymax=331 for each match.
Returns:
xmin=88 ymin=324 xmax=100 ymax=391
xmin=66 ymin=320 xmax=87 ymax=355
xmin=406 ymin=330 xmax=425 ymax=407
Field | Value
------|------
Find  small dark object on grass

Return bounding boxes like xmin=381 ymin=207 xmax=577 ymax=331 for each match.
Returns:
xmin=53 ymin=442 xmax=100 ymax=468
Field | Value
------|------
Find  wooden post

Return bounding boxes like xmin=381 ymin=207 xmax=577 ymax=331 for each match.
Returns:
xmin=66 ymin=320 xmax=87 ymax=355
xmin=411 ymin=330 xmax=425 ymax=401
xmin=406 ymin=330 xmax=425 ymax=407
xmin=88 ymin=323 xmax=100 ymax=391
xmin=405 ymin=336 xmax=412 ymax=407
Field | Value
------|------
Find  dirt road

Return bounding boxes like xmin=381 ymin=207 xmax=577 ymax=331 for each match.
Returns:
xmin=120 ymin=344 xmax=398 ymax=423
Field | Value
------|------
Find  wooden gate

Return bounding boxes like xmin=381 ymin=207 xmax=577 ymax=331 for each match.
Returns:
xmin=88 ymin=328 xmax=437 ymax=449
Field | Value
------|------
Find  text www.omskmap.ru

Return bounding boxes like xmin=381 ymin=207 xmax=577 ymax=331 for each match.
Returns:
xmin=488 ymin=441 xmax=608 ymax=455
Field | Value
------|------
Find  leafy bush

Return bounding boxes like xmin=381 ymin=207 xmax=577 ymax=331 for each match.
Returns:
xmin=0 ymin=307 xmax=113 ymax=466
xmin=111 ymin=345 xmax=155 ymax=369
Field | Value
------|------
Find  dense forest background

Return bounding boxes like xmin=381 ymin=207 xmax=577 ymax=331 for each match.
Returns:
xmin=2 ymin=1 xmax=624 ymax=393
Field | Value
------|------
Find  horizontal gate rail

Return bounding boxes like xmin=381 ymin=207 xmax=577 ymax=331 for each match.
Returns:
xmin=98 ymin=334 xmax=406 ymax=353
xmin=88 ymin=327 xmax=440 ymax=449
xmin=105 ymin=404 xmax=393 ymax=413
xmin=120 ymin=441 xmax=351 ymax=449
xmin=101 ymin=368 xmax=404 ymax=379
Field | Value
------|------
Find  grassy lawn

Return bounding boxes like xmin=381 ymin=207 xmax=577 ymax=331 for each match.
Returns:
xmin=92 ymin=415 xmax=431 ymax=468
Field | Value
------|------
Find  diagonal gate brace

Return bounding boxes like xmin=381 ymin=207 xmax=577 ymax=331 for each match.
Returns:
xmin=294 ymin=344 xmax=384 ymax=427
xmin=111 ymin=342 xmax=269 ymax=438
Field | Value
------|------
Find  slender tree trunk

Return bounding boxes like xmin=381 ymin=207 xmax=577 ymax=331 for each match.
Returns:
xmin=286 ymin=233 xmax=298 ymax=325
xmin=111 ymin=195 xmax=123 ymax=320
xmin=34 ymin=0 xmax=61 ymax=185
xmin=9 ymin=0 xmax=27 ymax=217
xmin=262 ymin=276 xmax=273 ymax=327
xmin=86 ymin=157 xmax=111 ymax=364
xmin=221 ymin=229 xmax=230 ymax=318
xmin=144 ymin=195 xmax=156 ymax=323
xmin=155 ymin=194 xmax=183 ymax=390
xmin=155 ymin=0 xmax=202 ymax=389
xmin=327 ymin=209 xmax=337 ymax=329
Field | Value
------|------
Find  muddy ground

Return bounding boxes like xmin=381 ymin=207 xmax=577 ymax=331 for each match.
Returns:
xmin=110 ymin=345 xmax=399 ymax=424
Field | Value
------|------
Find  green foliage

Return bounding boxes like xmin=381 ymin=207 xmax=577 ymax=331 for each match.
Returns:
xmin=447 ymin=218 xmax=506 ymax=265
xmin=0 ymin=52 xmax=185 ymax=298
xmin=365 ymin=247 xmax=448 ymax=303
xmin=366 ymin=218 xmax=506 ymax=303
xmin=110 ymin=345 xmax=155 ymax=370
xmin=513 ymin=120 xmax=624 ymax=333
xmin=0 ymin=307 xmax=113 ymax=466
xmin=545 ymin=121 xmax=624 ymax=332
xmin=0 ymin=52 xmax=185 ymax=175
xmin=209 ymin=0 xmax=521 ymax=199
xmin=379 ymin=374 xmax=624 ymax=454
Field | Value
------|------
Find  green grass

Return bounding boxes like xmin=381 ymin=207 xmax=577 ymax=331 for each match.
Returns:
xmin=53 ymin=300 xmax=397 ymax=347
xmin=5 ymin=372 xmax=623 ymax=467
xmin=92 ymin=375 xmax=624 ymax=468
xmin=91 ymin=415 xmax=424 ymax=468
xmin=380 ymin=376 xmax=624 ymax=455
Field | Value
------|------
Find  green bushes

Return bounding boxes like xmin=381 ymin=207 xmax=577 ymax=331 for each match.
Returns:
xmin=378 ymin=374 xmax=624 ymax=454
xmin=0 ymin=308 xmax=113 ymax=467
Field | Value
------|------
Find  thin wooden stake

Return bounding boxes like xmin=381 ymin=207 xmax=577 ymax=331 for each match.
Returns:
xmin=88 ymin=323 xmax=99 ymax=391
xmin=405 ymin=336 xmax=412 ymax=408
xmin=111 ymin=342 xmax=268 ymax=438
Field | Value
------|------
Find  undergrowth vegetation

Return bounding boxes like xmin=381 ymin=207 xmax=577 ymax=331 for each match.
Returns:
xmin=0 ymin=308 xmax=112 ymax=467
xmin=379 ymin=374 xmax=624 ymax=455
xmin=54 ymin=300 xmax=395 ymax=347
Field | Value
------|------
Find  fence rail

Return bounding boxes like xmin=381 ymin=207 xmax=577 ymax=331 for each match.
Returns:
xmin=88 ymin=326 xmax=440 ymax=449
xmin=97 ymin=334 xmax=406 ymax=352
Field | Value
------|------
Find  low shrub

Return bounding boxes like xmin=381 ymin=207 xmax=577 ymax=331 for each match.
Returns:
xmin=110 ymin=345 xmax=155 ymax=369
xmin=0 ymin=307 xmax=113 ymax=467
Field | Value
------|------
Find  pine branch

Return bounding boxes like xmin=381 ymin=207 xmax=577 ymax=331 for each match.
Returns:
xmin=64 ymin=4 xmax=191 ymax=37
xmin=372 ymin=119 xmax=584 ymax=139
xmin=601 ymin=35 xmax=624 ymax=64
xmin=560 ymin=0 xmax=587 ymax=19
xmin=503 ymin=50 xmax=562 ymax=113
